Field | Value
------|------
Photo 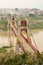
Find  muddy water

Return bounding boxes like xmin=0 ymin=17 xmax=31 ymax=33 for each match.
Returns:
xmin=0 ymin=36 xmax=17 ymax=47
xmin=0 ymin=30 xmax=43 ymax=52
xmin=31 ymin=30 xmax=43 ymax=52
xmin=0 ymin=36 xmax=9 ymax=47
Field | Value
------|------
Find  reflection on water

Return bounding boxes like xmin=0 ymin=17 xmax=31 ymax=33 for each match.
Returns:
xmin=0 ymin=31 xmax=43 ymax=52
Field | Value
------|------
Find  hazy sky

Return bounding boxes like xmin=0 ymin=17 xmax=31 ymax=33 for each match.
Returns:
xmin=0 ymin=0 xmax=43 ymax=10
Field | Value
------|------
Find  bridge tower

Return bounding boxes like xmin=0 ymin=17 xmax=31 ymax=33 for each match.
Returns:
xmin=18 ymin=18 xmax=31 ymax=42
xmin=8 ymin=17 xmax=16 ymax=52
xmin=8 ymin=17 xmax=38 ymax=53
xmin=18 ymin=18 xmax=37 ymax=52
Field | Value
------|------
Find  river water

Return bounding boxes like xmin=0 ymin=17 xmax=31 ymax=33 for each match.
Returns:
xmin=0 ymin=30 xmax=43 ymax=52
xmin=31 ymin=30 xmax=43 ymax=52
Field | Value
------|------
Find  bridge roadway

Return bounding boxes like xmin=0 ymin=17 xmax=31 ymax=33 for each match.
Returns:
xmin=8 ymin=19 xmax=38 ymax=52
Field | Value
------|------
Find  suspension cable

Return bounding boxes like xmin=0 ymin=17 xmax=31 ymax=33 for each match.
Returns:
xmin=29 ymin=25 xmax=38 ymax=50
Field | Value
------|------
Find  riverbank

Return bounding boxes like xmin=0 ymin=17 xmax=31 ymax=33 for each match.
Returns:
xmin=0 ymin=29 xmax=43 ymax=36
xmin=31 ymin=29 xmax=43 ymax=33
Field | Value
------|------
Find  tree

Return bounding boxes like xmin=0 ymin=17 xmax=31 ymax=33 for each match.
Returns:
xmin=29 ymin=13 xmax=35 ymax=17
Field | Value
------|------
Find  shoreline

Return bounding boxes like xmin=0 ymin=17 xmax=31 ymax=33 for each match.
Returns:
xmin=0 ymin=29 xmax=43 ymax=36
xmin=31 ymin=29 xmax=43 ymax=33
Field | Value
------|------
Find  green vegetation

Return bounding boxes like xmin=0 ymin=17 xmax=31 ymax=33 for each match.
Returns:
xmin=0 ymin=46 xmax=10 ymax=53
xmin=0 ymin=16 xmax=43 ymax=31
xmin=0 ymin=46 xmax=14 ymax=52
xmin=0 ymin=19 xmax=7 ymax=31
xmin=29 ymin=22 xmax=43 ymax=29
xmin=29 ymin=16 xmax=43 ymax=20
xmin=0 ymin=47 xmax=43 ymax=65
xmin=28 ymin=16 xmax=43 ymax=29
xmin=16 ymin=16 xmax=43 ymax=29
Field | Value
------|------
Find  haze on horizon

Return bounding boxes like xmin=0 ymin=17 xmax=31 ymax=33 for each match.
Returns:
xmin=0 ymin=0 xmax=43 ymax=10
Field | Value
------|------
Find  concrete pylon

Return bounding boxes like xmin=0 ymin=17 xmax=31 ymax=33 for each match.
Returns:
xmin=8 ymin=17 xmax=16 ymax=52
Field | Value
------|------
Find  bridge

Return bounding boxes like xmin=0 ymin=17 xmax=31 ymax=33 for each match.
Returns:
xmin=7 ymin=17 xmax=38 ymax=53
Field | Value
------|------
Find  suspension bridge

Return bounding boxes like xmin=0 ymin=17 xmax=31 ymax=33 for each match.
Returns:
xmin=7 ymin=17 xmax=38 ymax=53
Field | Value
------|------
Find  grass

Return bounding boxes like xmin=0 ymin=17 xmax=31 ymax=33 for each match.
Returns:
xmin=29 ymin=22 xmax=43 ymax=29
xmin=28 ymin=16 xmax=43 ymax=29
xmin=0 ymin=50 xmax=43 ymax=65
xmin=28 ymin=16 xmax=43 ymax=20
xmin=0 ymin=16 xmax=43 ymax=31
xmin=0 ymin=19 xmax=7 ymax=31
xmin=0 ymin=19 xmax=7 ymax=24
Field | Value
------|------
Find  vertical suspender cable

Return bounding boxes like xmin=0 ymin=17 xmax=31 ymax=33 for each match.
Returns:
xmin=29 ymin=24 xmax=38 ymax=50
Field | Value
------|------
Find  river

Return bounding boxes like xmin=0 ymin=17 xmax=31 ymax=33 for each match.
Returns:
xmin=0 ymin=30 xmax=43 ymax=52
xmin=31 ymin=30 xmax=43 ymax=52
